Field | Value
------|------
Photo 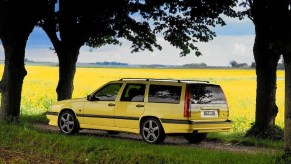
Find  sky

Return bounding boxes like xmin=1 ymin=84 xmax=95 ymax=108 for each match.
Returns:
xmin=0 ymin=13 xmax=256 ymax=67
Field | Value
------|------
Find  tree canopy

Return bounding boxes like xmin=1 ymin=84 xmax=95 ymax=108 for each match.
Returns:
xmin=41 ymin=0 xmax=240 ymax=100
xmin=44 ymin=0 xmax=240 ymax=55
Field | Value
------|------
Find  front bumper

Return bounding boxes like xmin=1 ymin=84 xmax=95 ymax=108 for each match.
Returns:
xmin=46 ymin=112 xmax=59 ymax=126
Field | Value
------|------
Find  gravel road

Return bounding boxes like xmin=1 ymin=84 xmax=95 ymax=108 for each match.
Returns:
xmin=33 ymin=123 xmax=279 ymax=154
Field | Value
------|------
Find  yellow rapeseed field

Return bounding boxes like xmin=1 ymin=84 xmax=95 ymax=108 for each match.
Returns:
xmin=0 ymin=65 xmax=285 ymax=133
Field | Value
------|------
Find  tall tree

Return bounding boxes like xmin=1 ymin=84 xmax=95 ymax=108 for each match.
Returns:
xmin=242 ymin=0 xmax=282 ymax=137
xmin=269 ymin=1 xmax=291 ymax=157
xmin=280 ymin=2 xmax=291 ymax=156
xmin=243 ymin=0 xmax=291 ymax=157
xmin=41 ymin=0 xmax=239 ymax=101
xmin=284 ymin=52 xmax=291 ymax=155
xmin=0 ymin=0 xmax=48 ymax=121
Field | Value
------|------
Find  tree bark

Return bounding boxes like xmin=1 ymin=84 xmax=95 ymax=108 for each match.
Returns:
xmin=252 ymin=34 xmax=280 ymax=131
xmin=56 ymin=47 xmax=80 ymax=101
xmin=0 ymin=37 xmax=28 ymax=121
xmin=284 ymin=53 xmax=291 ymax=152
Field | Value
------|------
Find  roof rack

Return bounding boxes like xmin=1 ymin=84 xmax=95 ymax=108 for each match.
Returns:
xmin=118 ymin=78 xmax=209 ymax=83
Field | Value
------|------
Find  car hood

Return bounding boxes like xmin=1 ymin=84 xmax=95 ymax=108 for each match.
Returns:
xmin=50 ymin=97 xmax=87 ymax=112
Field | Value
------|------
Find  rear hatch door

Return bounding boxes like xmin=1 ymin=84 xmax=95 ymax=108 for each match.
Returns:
xmin=189 ymin=84 xmax=228 ymax=121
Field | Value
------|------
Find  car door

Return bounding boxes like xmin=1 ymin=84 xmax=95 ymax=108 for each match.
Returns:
xmin=83 ymin=83 xmax=122 ymax=127
xmin=115 ymin=83 xmax=146 ymax=129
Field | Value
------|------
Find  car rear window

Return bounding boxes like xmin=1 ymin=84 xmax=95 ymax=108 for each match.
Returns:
xmin=148 ymin=85 xmax=181 ymax=104
xmin=190 ymin=84 xmax=226 ymax=104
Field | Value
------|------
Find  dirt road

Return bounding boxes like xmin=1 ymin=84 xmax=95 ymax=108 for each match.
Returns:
xmin=33 ymin=123 xmax=279 ymax=154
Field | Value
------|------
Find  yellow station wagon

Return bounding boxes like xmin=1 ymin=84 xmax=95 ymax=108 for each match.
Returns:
xmin=46 ymin=78 xmax=232 ymax=144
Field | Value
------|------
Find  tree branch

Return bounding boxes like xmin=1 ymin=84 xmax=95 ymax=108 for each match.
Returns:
xmin=41 ymin=1 xmax=61 ymax=53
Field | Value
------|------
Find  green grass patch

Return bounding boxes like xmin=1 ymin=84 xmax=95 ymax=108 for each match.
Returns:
xmin=207 ymin=132 xmax=284 ymax=150
xmin=19 ymin=113 xmax=49 ymax=124
xmin=0 ymin=115 xmax=284 ymax=164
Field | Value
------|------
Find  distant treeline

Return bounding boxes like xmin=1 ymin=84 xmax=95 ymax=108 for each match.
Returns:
xmin=182 ymin=63 xmax=207 ymax=68
xmin=230 ymin=60 xmax=284 ymax=69
xmin=94 ymin=62 xmax=128 ymax=66
xmin=23 ymin=58 xmax=285 ymax=69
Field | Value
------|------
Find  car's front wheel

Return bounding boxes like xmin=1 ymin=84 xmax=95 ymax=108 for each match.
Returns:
xmin=140 ymin=118 xmax=166 ymax=144
xmin=184 ymin=133 xmax=207 ymax=144
xmin=58 ymin=110 xmax=79 ymax=134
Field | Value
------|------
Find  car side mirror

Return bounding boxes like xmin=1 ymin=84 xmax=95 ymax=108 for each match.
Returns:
xmin=87 ymin=95 xmax=92 ymax=101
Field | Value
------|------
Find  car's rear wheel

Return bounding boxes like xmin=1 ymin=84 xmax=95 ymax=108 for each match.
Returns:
xmin=58 ymin=111 xmax=79 ymax=134
xmin=141 ymin=118 xmax=166 ymax=144
xmin=184 ymin=133 xmax=207 ymax=144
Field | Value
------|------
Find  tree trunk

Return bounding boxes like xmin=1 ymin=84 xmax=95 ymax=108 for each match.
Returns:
xmin=56 ymin=47 xmax=80 ymax=101
xmin=41 ymin=5 xmax=82 ymax=101
xmin=284 ymin=53 xmax=291 ymax=152
xmin=0 ymin=38 xmax=27 ymax=121
xmin=252 ymin=34 xmax=280 ymax=131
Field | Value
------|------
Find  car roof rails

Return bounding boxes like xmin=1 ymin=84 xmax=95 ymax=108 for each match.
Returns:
xmin=179 ymin=79 xmax=210 ymax=83
xmin=118 ymin=78 xmax=209 ymax=83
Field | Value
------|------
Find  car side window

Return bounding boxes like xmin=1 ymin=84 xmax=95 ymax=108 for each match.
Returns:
xmin=93 ymin=83 xmax=122 ymax=101
xmin=120 ymin=84 xmax=146 ymax=102
xmin=148 ymin=85 xmax=181 ymax=104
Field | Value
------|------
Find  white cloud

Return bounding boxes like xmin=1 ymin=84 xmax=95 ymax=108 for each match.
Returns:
xmin=195 ymin=35 xmax=255 ymax=66
xmin=234 ymin=43 xmax=248 ymax=56
xmin=74 ymin=35 xmax=255 ymax=66
xmin=18 ymin=34 xmax=256 ymax=67
xmin=0 ymin=33 xmax=255 ymax=67
xmin=25 ymin=48 xmax=58 ymax=62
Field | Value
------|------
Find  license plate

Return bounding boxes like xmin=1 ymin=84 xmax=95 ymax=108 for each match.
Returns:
xmin=201 ymin=110 xmax=218 ymax=117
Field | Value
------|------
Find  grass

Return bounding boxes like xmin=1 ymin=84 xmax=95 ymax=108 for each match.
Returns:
xmin=207 ymin=133 xmax=284 ymax=149
xmin=0 ymin=115 xmax=284 ymax=163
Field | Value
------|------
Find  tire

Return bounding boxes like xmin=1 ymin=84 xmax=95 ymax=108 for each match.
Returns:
xmin=184 ymin=133 xmax=207 ymax=144
xmin=140 ymin=118 xmax=166 ymax=144
xmin=58 ymin=110 xmax=79 ymax=134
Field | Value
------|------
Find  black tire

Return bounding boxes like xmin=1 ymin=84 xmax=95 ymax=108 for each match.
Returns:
xmin=184 ymin=133 xmax=207 ymax=144
xmin=58 ymin=110 xmax=79 ymax=134
xmin=140 ymin=118 xmax=166 ymax=144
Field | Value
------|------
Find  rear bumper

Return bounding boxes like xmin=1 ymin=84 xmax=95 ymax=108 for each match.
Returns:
xmin=161 ymin=119 xmax=232 ymax=134
xmin=190 ymin=120 xmax=232 ymax=133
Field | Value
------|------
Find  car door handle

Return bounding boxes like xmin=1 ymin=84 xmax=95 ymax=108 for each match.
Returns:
xmin=136 ymin=104 xmax=144 ymax=108
xmin=108 ymin=103 xmax=115 ymax=107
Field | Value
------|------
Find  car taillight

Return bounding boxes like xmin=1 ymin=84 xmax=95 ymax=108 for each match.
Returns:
xmin=221 ymin=87 xmax=229 ymax=117
xmin=184 ymin=85 xmax=191 ymax=117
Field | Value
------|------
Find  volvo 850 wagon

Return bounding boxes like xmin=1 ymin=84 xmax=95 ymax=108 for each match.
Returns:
xmin=46 ymin=78 xmax=232 ymax=144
